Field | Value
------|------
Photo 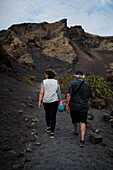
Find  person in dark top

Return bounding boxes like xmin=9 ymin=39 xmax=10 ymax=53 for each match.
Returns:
xmin=66 ymin=70 xmax=92 ymax=147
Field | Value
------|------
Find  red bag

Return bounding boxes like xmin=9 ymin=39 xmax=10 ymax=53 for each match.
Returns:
xmin=58 ymin=100 xmax=66 ymax=112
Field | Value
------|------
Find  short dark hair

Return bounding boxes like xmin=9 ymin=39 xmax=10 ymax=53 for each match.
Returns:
xmin=45 ymin=69 xmax=56 ymax=79
xmin=75 ymin=70 xmax=83 ymax=75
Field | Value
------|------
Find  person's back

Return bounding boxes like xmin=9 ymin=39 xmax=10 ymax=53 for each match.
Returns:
xmin=38 ymin=69 xmax=60 ymax=139
xmin=68 ymin=79 xmax=91 ymax=112
xmin=66 ymin=70 xmax=92 ymax=147
xmin=43 ymin=79 xmax=58 ymax=103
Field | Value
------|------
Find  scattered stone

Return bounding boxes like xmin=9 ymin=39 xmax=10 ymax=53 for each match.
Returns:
xmin=106 ymin=69 xmax=112 ymax=73
xmin=90 ymin=133 xmax=103 ymax=144
xmin=34 ymin=142 xmax=41 ymax=146
xmin=88 ymin=113 xmax=94 ymax=120
xmin=31 ymin=122 xmax=35 ymax=126
xmin=90 ymin=98 xmax=106 ymax=109
xmin=95 ymin=129 xmax=100 ymax=133
xmin=34 ymin=134 xmax=38 ymax=138
xmin=21 ymin=103 xmax=26 ymax=108
xmin=26 ymin=144 xmax=32 ymax=152
xmin=32 ymin=118 xmax=40 ymax=122
xmin=29 ymin=103 xmax=33 ymax=108
xmin=30 ymin=136 xmax=36 ymax=142
xmin=109 ymin=148 xmax=113 ymax=157
xmin=17 ymin=109 xmax=23 ymax=114
xmin=8 ymin=150 xmax=16 ymax=155
xmin=25 ymin=118 xmax=28 ymax=121
xmin=26 ymin=146 xmax=32 ymax=152
xmin=28 ymin=96 xmax=31 ymax=101
xmin=103 ymin=113 xmax=113 ymax=122
xmin=31 ymin=129 xmax=37 ymax=135
xmin=12 ymin=163 xmax=24 ymax=169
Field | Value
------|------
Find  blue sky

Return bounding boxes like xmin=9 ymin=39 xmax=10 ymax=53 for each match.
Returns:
xmin=0 ymin=0 xmax=113 ymax=36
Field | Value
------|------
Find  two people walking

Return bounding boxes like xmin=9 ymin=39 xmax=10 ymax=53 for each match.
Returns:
xmin=38 ymin=69 xmax=91 ymax=147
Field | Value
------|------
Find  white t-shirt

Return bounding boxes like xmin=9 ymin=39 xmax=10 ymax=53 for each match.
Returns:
xmin=42 ymin=79 xmax=59 ymax=103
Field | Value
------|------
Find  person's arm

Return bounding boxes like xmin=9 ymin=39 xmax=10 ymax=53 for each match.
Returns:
xmin=57 ymin=82 xmax=61 ymax=101
xmin=66 ymin=93 xmax=71 ymax=113
xmin=38 ymin=82 xmax=44 ymax=109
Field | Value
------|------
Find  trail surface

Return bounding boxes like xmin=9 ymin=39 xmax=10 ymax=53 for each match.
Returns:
xmin=0 ymin=73 xmax=113 ymax=170
xmin=25 ymin=107 xmax=113 ymax=170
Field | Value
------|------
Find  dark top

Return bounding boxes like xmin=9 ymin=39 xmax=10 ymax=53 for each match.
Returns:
xmin=68 ymin=79 xmax=92 ymax=112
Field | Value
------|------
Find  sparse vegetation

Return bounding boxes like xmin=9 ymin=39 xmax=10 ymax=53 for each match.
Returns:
xmin=56 ymin=71 xmax=113 ymax=103
xmin=21 ymin=74 xmax=36 ymax=85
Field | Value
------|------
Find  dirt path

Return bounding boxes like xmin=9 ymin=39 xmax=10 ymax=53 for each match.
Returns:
xmin=0 ymin=73 xmax=113 ymax=170
xmin=24 ymin=107 xmax=113 ymax=170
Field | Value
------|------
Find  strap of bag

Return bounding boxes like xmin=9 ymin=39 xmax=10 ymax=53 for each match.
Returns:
xmin=71 ymin=80 xmax=84 ymax=98
xmin=57 ymin=86 xmax=62 ymax=101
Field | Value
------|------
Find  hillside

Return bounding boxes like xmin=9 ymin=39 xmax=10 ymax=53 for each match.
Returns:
xmin=0 ymin=19 xmax=113 ymax=78
xmin=0 ymin=19 xmax=113 ymax=170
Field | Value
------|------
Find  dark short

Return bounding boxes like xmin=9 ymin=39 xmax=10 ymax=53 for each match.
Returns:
xmin=70 ymin=110 xmax=87 ymax=124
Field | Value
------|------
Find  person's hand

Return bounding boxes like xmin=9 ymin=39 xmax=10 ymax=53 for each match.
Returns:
xmin=38 ymin=102 xmax=41 ymax=109
xmin=66 ymin=106 xmax=70 ymax=113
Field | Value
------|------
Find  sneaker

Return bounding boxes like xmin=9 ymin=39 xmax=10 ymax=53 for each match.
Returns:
xmin=73 ymin=131 xmax=79 ymax=136
xmin=45 ymin=128 xmax=51 ymax=133
xmin=79 ymin=140 xmax=85 ymax=147
xmin=50 ymin=133 xmax=54 ymax=139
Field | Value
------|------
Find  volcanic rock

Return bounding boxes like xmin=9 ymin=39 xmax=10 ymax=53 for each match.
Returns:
xmin=0 ymin=19 xmax=113 ymax=77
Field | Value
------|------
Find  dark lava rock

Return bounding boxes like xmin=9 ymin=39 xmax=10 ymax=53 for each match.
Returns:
xmin=90 ymin=133 xmax=103 ymax=144
xmin=109 ymin=148 xmax=113 ymax=157
xmin=90 ymin=98 xmax=106 ymax=109
xmin=103 ymin=113 xmax=113 ymax=122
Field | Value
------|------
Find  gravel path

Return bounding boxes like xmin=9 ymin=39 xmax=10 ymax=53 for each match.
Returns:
xmin=24 ymin=107 xmax=113 ymax=170
xmin=0 ymin=74 xmax=113 ymax=170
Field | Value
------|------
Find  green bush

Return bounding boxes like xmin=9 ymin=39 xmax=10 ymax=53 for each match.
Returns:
xmin=56 ymin=71 xmax=113 ymax=102
xmin=22 ymin=74 xmax=36 ymax=85
xmin=84 ymin=74 xmax=113 ymax=102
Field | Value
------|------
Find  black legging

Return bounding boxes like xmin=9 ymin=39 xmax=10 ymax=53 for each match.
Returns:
xmin=43 ymin=101 xmax=58 ymax=133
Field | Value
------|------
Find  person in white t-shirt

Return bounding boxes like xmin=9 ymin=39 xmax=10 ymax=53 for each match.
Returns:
xmin=38 ymin=69 xmax=60 ymax=139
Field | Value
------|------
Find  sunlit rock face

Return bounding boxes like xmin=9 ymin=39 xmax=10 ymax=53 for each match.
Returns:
xmin=0 ymin=19 xmax=113 ymax=76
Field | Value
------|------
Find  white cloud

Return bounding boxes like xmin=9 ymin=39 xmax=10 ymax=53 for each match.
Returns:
xmin=0 ymin=0 xmax=113 ymax=36
xmin=101 ymin=0 xmax=113 ymax=5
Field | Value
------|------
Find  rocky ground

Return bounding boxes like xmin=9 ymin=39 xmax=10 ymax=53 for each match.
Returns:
xmin=0 ymin=71 xmax=113 ymax=170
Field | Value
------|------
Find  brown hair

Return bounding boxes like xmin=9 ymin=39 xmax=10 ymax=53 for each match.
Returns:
xmin=45 ymin=69 xmax=56 ymax=79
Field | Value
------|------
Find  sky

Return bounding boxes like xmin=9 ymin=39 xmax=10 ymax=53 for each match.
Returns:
xmin=0 ymin=0 xmax=113 ymax=36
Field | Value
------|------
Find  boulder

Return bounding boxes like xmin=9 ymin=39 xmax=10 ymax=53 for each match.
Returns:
xmin=90 ymin=98 xmax=106 ymax=109
xmin=90 ymin=133 xmax=103 ymax=144
xmin=103 ymin=113 xmax=113 ymax=122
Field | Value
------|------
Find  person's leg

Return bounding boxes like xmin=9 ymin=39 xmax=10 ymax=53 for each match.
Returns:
xmin=43 ymin=103 xmax=51 ymax=129
xmin=80 ymin=122 xmax=86 ymax=141
xmin=70 ymin=110 xmax=79 ymax=134
xmin=79 ymin=112 xmax=87 ymax=147
xmin=50 ymin=101 xmax=58 ymax=133
xmin=74 ymin=122 xmax=78 ymax=134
